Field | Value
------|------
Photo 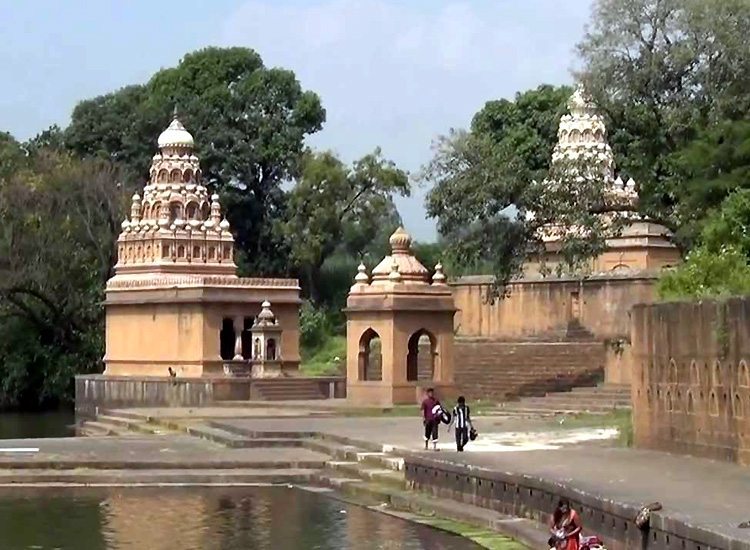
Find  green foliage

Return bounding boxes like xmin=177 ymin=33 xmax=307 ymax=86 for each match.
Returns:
xmin=0 ymin=147 xmax=129 ymax=409
xmin=280 ymin=148 xmax=408 ymax=301
xmin=65 ymin=47 xmax=326 ymax=275
xmin=299 ymin=300 xmax=345 ymax=377
xmin=657 ymin=246 xmax=750 ymax=300
xmin=299 ymin=335 xmax=346 ymax=377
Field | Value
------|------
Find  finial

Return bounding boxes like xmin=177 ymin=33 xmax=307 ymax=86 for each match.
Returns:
xmin=354 ymin=263 xmax=369 ymax=285
xmin=389 ymin=226 xmax=412 ymax=254
xmin=388 ymin=260 xmax=402 ymax=282
xmin=172 ymin=104 xmax=179 ymax=119
xmin=432 ymin=263 xmax=446 ymax=285
xmin=219 ymin=218 xmax=230 ymax=231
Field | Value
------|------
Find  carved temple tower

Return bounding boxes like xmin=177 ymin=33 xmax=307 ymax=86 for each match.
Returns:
xmin=104 ymin=115 xmax=301 ymax=378
xmin=527 ymin=84 xmax=680 ymax=275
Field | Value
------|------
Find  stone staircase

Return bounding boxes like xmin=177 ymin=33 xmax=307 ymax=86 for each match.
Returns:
xmin=252 ymin=378 xmax=328 ymax=400
xmin=454 ymin=340 xmax=606 ymax=401
xmin=494 ymin=383 xmax=632 ymax=417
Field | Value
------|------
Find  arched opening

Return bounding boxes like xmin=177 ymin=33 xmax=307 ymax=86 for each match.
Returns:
xmin=193 ymin=246 xmax=201 ymax=260
xmin=177 ymin=245 xmax=185 ymax=258
xmin=687 ymin=391 xmax=695 ymax=414
xmin=406 ymin=329 xmax=436 ymax=382
xmin=358 ymin=329 xmax=382 ymax=381
xmin=223 ymin=246 xmax=231 ymax=260
xmin=690 ymin=360 xmax=700 ymax=385
xmin=713 ymin=361 xmax=722 ymax=386
xmin=201 ymin=202 xmax=210 ymax=220
xmin=170 ymin=169 xmax=181 ymax=182
xmin=241 ymin=318 xmax=253 ymax=360
xmin=266 ymin=338 xmax=277 ymax=361
xmin=733 ymin=394 xmax=743 ymax=418
xmin=158 ymin=169 xmax=168 ymax=182
xmin=666 ymin=391 xmax=673 ymax=412
xmin=668 ymin=359 xmax=677 ymax=383
xmin=253 ymin=338 xmax=262 ymax=360
xmin=709 ymin=391 xmax=719 ymax=416
xmin=220 ymin=319 xmax=236 ymax=360
xmin=740 ymin=361 xmax=749 ymax=388
xmin=183 ymin=169 xmax=193 ymax=183
xmin=186 ymin=202 xmax=198 ymax=220
xmin=170 ymin=202 xmax=182 ymax=222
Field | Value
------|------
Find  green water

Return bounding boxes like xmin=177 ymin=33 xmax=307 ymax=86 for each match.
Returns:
xmin=0 ymin=410 xmax=75 ymax=439
xmin=0 ymin=486 xmax=485 ymax=550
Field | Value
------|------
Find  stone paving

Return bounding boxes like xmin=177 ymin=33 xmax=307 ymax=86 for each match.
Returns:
xmin=215 ymin=415 xmax=750 ymax=542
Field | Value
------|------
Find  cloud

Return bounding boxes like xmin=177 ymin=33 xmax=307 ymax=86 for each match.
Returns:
xmin=220 ymin=0 xmax=592 ymax=240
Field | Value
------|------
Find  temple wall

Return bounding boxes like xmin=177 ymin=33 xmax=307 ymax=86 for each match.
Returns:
xmin=451 ymin=273 xmax=658 ymax=341
xmin=632 ymin=299 xmax=750 ymax=466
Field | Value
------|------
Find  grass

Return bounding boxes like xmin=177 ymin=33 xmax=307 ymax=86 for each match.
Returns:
xmin=299 ymin=335 xmax=346 ymax=377
xmin=540 ymin=409 xmax=634 ymax=447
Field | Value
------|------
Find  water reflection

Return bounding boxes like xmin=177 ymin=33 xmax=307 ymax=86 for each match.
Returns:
xmin=0 ymin=410 xmax=75 ymax=439
xmin=0 ymin=487 xmax=483 ymax=550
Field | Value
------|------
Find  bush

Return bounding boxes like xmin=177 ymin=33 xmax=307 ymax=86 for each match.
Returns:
xmin=657 ymin=245 xmax=750 ymax=300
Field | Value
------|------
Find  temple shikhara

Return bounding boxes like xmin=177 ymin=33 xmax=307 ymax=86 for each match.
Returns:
xmin=103 ymin=114 xmax=301 ymax=379
xmin=526 ymin=85 xmax=679 ymax=275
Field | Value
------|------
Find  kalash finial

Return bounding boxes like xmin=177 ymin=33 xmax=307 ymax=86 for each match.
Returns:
xmin=389 ymin=226 xmax=412 ymax=254
xmin=388 ymin=259 xmax=402 ymax=282
xmin=354 ymin=262 xmax=369 ymax=285
xmin=432 ymin=262 xmax=446 ymax=285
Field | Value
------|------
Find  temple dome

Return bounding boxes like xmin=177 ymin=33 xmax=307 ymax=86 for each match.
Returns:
xmin=372 ymin=227 xmax=429 ymax=283
xmin=157 ymin=116 xmax=194 ymax=149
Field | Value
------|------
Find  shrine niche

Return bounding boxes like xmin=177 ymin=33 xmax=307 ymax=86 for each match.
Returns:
xmin=345 ymin=227 xmax=456 ymax=406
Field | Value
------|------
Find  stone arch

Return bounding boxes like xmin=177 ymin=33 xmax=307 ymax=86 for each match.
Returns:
xmin=358 ymin=329 xmax=382 ymax=382
xmin=687 ymin=390 xmax=696 ymax=414
xmin=208 ymin=246 xmax=216 ymax=260
xmin=709 ymin=391 xmax=719 ymax=416
xmin=169 ymin=169 xmax=181 ymax=182
xmin=406 ymin=329 xmax=436 ymax=382
xmin=739 ymin=360 xmax=749 ymax=388
xmin=690 ymin=360 xmax=700 ymax=385
xmin=733 ymin=394 xmax=743 ymax=419
xmin=177 ymin=245 xmax=185 ymax=258
xmin=220 ymin=319 xmax=235 ymax=360
xmin=158 ymin=169 xmax=168 ymax=182
xmin=241 ymin=318 xmax=253 ymax=360
xmin=713 ymin=360 xmax=723 ymax=387
xmin=668 ymin=358 xmax=678 ymax=383
xmin=193 ymin=246 xmax=201 ymax=261
xmin=186 ymin=202 xmax=199 ymax=220
xmin=183 ymin=169 xmax=193 ymax=183
xmin=169 ymin=202 xmax=182 ymax=222
xmin=267 ymin=338 xmax=278 ymax=360
xmin=201 ymin=202 xmax=210 ymax=220
xmin=666 ymin=390 xmax=673 ymax=412
xmin=570 ymin=130 xmax=581 ymax=143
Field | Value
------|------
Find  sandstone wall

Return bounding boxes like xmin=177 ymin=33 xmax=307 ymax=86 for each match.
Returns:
xmin=632 ymin=299 xmax=750 ymax=466
xmin=452 ymin=273 xmax=658 ymax=341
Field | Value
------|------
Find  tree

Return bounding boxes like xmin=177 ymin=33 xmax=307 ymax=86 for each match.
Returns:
xmin=65 ymin=47 xmax=326 ymax=275
xmin=577 ymin=0 xmax=750 ymax=235
xmin=280 ymin=149 xmax=409 ymax=302
xmin=0 ymin=147 xmax=130 ymax=408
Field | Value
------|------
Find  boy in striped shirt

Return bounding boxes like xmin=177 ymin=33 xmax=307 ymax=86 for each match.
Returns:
xmin=449 ymin=396 xmax=472 ymax=452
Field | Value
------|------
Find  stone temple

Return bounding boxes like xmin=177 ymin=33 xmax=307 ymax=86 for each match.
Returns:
xmin=103 ymin=114 xmax=301 ymax=379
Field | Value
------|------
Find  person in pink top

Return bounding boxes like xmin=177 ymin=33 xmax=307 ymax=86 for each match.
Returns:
xmin=420 ymin=388 xmax=441 ymax=450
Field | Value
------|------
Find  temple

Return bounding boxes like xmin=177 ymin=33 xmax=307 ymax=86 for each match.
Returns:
xmin=526 ymin=85 xmax=679 ymax=276
xmin=103 ymin=114 xmax=301 ymax=378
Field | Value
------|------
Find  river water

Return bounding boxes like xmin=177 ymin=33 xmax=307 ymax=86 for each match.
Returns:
xmin=0 ymin=410 xmax=75 ymax=439
xmin=0 ymin=486 xmax=484 ymax=550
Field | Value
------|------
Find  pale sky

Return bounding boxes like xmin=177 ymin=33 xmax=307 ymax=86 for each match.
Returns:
xmin=0 ymin=0 xmax=594 ymax=241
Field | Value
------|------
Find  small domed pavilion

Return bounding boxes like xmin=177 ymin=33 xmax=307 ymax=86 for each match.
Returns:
xmin=346 ymin=227 xmax=456 ymax=406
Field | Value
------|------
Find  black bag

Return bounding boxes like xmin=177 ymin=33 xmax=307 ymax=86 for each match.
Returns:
xmin=469 ymin=428 xmax=478 ymax=441
xmin=440 ymin=409 xmax=452 ymax=424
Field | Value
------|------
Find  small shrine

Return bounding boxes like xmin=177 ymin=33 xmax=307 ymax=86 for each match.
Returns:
xmin=345 ymin=227 xmax=456 ymax=406
xmin=104 ymin=114 xmax=301 ymax=378
xmin=250 ymin=301 xmax=284 ymax=378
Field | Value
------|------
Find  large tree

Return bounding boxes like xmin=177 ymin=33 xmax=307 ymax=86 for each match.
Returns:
xmin=578 ymin=0 xmax=750 ymax=240
xmin=0 ymin=144 xmax=130 ymax=408
xmin=65 ymin=47 xmax=326 ymax=275
xmin=280 ymin=148 xmax=409 ymax=302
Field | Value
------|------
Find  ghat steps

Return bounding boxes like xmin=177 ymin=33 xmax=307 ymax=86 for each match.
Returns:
xmin=493 ymin=383 xmax=632 ymax=417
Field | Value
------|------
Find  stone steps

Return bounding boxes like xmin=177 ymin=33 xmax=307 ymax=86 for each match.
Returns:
xmin=252 ymin=380 xmax=327 ymax=400
xmin=495 ymin=383 xmax=632 ymax=416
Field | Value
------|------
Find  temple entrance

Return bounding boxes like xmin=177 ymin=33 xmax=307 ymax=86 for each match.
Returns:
xmin=220 ymin=318 xmax=235 ymax=360
xmin=406 ymin=329 xmax=436 ymax=381
xmin=358 ymin=329 xmax=382 ymax=381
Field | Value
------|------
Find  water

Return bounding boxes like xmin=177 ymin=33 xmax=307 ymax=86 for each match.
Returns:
xmin=0 ymin=486 xmax=485 ymax=550
xmin=0 ymin=410 xmax=75 ymax=439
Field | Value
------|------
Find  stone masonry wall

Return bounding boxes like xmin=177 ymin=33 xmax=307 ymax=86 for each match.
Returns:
xmin=632 ymin=299 xmax=750 ymax=466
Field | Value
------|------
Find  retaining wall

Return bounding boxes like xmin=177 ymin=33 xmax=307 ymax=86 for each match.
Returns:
xmin=632 ymin=299 xmax=750 ymax=466
xmin=404 ymin=456 xmax=748 ymax=550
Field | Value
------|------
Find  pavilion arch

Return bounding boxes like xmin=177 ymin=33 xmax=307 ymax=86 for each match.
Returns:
xmin=358 ymin=329 xmax=382 ymax=382
xmin=158 ymin=169 xmax=168 ymax=182
xmin=406 ymin=329 xmax=437 ymax=382
xmin=169 ymin=202 xmax=183 ymax=222
xmin=170 ymin=169 xmax=181 ymax=182
xmin=183 ymin=169 xmax=193 ymax=183
xmin=186 ymin=201 xmax=199 ymax=220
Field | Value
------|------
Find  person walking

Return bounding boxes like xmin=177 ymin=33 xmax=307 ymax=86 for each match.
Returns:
xmin=449 ymin=396 xmax=473 ymax=452
xmin=420 ymin=388 xmax=441 ymax=451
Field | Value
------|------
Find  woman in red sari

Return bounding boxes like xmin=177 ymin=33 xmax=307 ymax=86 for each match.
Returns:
xmin=549 ymin=499 xmax=582 ymax=550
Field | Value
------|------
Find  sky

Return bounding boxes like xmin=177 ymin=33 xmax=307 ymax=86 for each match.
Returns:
xmin=0 ymin=0 xmax=594 ymax=241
